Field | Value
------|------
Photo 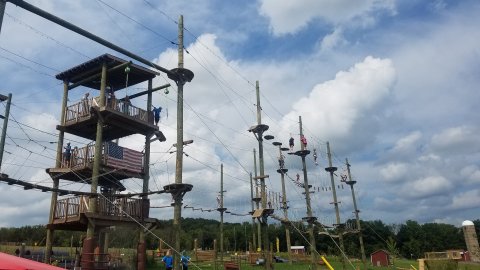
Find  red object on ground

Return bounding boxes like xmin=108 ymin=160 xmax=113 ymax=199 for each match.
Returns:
xmin=0 ymin=252 xmax=65 ymax=270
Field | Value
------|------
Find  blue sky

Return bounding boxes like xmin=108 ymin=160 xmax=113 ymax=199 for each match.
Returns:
xmin=0 ymin=0 xmax=479 ymax=232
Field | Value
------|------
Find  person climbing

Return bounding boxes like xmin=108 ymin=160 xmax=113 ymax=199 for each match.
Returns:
xmin=152 ymin=106 xmax=162 ymax=126
xmin=300 ymin=135 xmax=307 ymax=149
xmin=278 ymin=157 xmax=285 ymax=169
xmin=313 ymin=148 xmax=318 ymax=165
xmin=289 ymin=137 xmax=294 ymax=151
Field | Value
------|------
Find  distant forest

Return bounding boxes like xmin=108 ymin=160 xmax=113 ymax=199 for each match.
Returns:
xmin=1 ymin=218 xmax=478 ymax=259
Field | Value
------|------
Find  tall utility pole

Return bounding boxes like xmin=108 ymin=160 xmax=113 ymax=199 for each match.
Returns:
xmin=218 ymin=164 xmax=226 ymax=263
xmin=325 ymin=142 xmax=346 ymax=270
xmin=170 ymin=15 xmax=194 ymax=270
xmin=346 ymin=158 xmax=366 ymax=269
xmin=273 ymin=141 xmax=292 ymax=264
xmin=249 ymin=172 xmax=257 ymax=252
xmin=253 ymin=149 xmax=261 ymax=251
xmin=294 ymin=116 xmax=317 ymax=269
xmin=172 ymin=15 xmax=185 ymax=270
xmin=0 ymin=93 xmax=12 ymax=171
xmin=248 ymin=81 xmax=271 ymax=270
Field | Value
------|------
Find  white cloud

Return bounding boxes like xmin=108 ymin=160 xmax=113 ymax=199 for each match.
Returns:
xmin=431 ymin=126 xmax=480 ymax=154
xmin=404 ymin=176 xmax=452 ymax=199
xmin=259 ymin=0 xmax=396 ymax=35
xmin=450 ymin=190 xmax=480 ymax=210
xmin=391 ymin=131 xmax=422 ymax=154
xmin=380 ymin=162 xmax=407 ymax=182
xmin=318 ymin=27 xmax=348 ymax=52
xmin=280 ymin=56 xmax=396 ymax=143
xmin=460 ymin=165 xmax=480 ymax=184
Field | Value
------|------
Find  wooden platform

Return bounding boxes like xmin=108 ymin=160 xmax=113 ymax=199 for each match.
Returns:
xmin=59 ymin=99 xmax=158 ymax=141
xmin=46 ymin=166 xmax=134 ymax=190
xmin=47 ymin=141 xmax=145 ymax=189
xmin=48 ymin=195 xmax=153 ymax=231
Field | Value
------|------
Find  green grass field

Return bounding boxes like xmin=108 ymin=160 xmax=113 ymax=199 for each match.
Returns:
xmin=2 ymin=246 xmax=479 ymax=270
xmin=147 ymin=257 xmax=480 ymax=270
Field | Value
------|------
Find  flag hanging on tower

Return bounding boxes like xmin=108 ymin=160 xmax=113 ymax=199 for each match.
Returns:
xmin=106 ymin=142 xmax=143 ymax=173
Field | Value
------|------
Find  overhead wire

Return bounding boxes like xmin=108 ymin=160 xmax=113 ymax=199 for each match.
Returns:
xmin=4 ymin=12 xmax=91 ymax=59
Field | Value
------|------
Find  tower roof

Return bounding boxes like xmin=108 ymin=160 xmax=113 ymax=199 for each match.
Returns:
xmin=55 ymin=54 xmax=158 ymax=90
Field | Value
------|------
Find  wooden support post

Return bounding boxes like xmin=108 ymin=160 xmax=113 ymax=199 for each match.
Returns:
xmin=173 ymin=15 xmax=185 ymax=270
xmin=253 ymin=149 xmax=261 ymax=251
xmin=346 ymin=158 xmax=367 ymax=270
xmin=254 ymin=81 xmax=271 ymax=270
xmin=194 ymin=239 xmax=198 ymax=262
xmin=82 ymin=61 xmax=107 ymax=270
xmin=326 ymin=142 xmax=346 ymax=270
xmin=299 ymin=116 xmax=317 ymax=270
xmin=249 ymin=172 xmax=257 ymax=252
xmin=46 ymin=80 xmax=69 ymax=263
xmin=220 ymin=164 xmax=225 ymax=263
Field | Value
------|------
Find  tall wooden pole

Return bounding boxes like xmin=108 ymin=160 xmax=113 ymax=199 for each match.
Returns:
xmin=220 ymin=164 xmax=225 ymax=263
xmin=249 ymin=172 xmax=257 ymax=252
xmin=253 ymin=148 xmax=261 ymax=251
xmin=137 ymin=79 xmax=153 ymax=270
xmin=346 ymin=158 xmax=367 ymax=269
xmin=326 ymin=142 xmax=345 ymax=270
xmin=275 ymin=143 xmax=292 ymax=264
xmin=46 ymin=81 xmax=68 ymax=263
xmin=254 ymin=81 xmax=272 ymax=270
xmin=298 ymin=116 xmax=317 ymax=270
xmin=173 ymin=14 xmax=185 ymax=270
xmin=81 ymin=62 xmax=107 ymax=269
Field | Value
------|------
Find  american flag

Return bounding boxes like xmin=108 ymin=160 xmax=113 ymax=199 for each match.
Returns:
xmin=106 ymin=142 xmax=143 ymax=173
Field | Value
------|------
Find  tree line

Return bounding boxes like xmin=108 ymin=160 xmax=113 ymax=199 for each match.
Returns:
xmin=1 ymin=218 xmax=478 ymax=259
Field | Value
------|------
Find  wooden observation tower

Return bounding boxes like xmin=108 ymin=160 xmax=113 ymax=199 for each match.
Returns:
xmin=45 ymin=54 xmax=165 ymax=270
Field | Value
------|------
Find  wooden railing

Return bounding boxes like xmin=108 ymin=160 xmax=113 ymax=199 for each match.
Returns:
xmin=64 ymin=96 xmax=152 ymax=125
xmin=54 ymin=195 xmax=148 ymax=221
xmin=59 ymin=142 xmax=143 ymax=174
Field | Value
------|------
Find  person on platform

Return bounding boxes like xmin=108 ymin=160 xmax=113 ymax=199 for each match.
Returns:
xmin=64 ymin=142 xmax=72 ymax=167
xmin=82 ymin=92 xmax=90 ymax=115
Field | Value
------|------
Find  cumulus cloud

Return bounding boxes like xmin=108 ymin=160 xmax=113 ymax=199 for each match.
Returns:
xmin=404 ymin=176 xmax=453 ymax=199
xmin=450 ymin=190 xmax=480 ymax=210
xmin=431 ymin=126 xmax=480 ymax=155
xmin=460 ymin=165 xmax=480 ymax=185
xmin=317 ymin=27 xmax=348 ymax=52
xmin=259 ymin=0 xmax=396 ymax=35
xmin=379 ymin=162 xmax=407 ymax=182
xmin=280 ymin=56 xmax=396 ymax=143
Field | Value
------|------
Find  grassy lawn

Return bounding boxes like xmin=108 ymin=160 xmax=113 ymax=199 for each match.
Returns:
xmin=147 ymin=257 xmax=480 ymax=270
